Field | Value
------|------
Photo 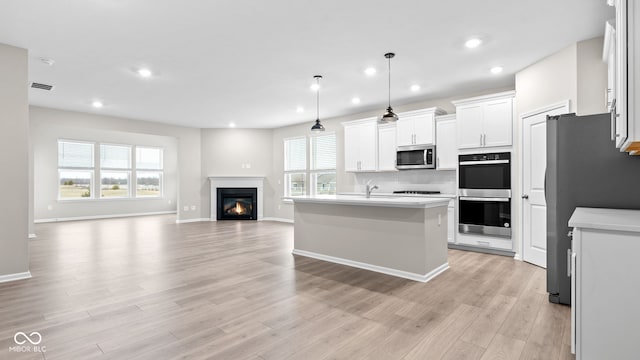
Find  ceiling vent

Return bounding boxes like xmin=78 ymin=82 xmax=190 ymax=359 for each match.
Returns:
xmin=30 ymin=82 xmax=54 ymax=91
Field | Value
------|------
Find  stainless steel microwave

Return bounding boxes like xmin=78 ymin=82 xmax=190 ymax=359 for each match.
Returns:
xmin=396 ymin=145 xmax=436 ymax=170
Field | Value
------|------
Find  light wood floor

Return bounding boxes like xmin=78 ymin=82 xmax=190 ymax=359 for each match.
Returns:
xmin=0 ymin=215 xmax=573 ymax=360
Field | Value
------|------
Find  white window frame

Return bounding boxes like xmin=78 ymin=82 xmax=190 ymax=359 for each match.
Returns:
xmin=309 ymin=132 xmax=336 ymax=196
xmin=99 ymin=143 xmax=132 ymax=199
xmin=284 ymin=136 xmax=307 ymax=197
xmin=134 ymin=146 xmax=164 ymax=198
xmin=57 ymin=139 xmax=96 ymax=201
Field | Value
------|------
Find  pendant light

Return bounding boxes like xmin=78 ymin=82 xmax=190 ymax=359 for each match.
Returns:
xmin=380 ymin=52 xmax=398 ymax=123
xmin=310 ymin=75 xmax=325 ymax=132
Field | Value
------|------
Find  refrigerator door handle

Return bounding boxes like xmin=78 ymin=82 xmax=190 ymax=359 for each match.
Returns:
xmin=567 ymin=248 xmax=572 ymax=277
xmin=543 ymin=169 xmax=547 ymax=203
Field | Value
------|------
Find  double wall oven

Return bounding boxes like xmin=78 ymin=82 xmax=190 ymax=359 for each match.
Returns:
xmin=458 ymin=152 xmax=512 ymax=238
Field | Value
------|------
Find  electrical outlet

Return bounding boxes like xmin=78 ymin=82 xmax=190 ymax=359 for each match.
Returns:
xmin=47 ymin=205 xmax=53 ymax=211
xmin=190 ymin=205 xmax=196 ymax=211
xmin=168 ymin=200 xmax=172 ymax=205
xmin=183 ymin=206 xmax=189 ymax=211
xmin=246 ymin=163 xmax=251 ymax=168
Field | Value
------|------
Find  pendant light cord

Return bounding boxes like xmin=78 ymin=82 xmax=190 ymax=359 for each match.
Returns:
xmin=388 ymin=55 xmax=391 ymax=108
xmin=317 ymin=77 xmax=320 ymax=121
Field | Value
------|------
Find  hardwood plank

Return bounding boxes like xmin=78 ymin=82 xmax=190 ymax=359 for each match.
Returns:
xmin=0 ymin=216 xmax=573 ymax=360
xmin=480 ymin=333 xmax=526 ymax=360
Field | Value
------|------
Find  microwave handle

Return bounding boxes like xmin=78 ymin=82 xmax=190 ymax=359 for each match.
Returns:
xmin=460 ymin=196 xmax=510 ymax=202
xmin=424 ymin=150 xmax=427 ymax=166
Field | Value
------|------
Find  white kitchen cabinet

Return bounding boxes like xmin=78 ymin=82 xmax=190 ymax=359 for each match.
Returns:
xmin=377 ymin=123 xmax=397 ymax=171
xmin=447 ymin=200 xmax=455 ymax=243
xmin=396 ymin=107 xmax=445 ymax=146
xmin=435 ymin=114 xmax=457 ymax=170
xmin=343 ymin=118 xmax=377 ymax=172
xmin=603 ymin=19 xmax=616 ymax=114
xmin=569 ymin=207 xmax=640 ymax=359
xmin=608 ymin=0 xmax=640 ymax=153
xmin=453 ymin=91 xmax=514 ymax=150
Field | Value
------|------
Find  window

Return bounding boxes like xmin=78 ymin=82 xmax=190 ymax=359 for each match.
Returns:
xmin=57 ymin=140 xmax=164 ymax=200
xmin=58 ymin=141 xmax=94 ymax=199
xmin=310 ymin=134 xmax=336 ymax=195
xmin=135 ymin=147 xmax=163 ymax=197
xmin=100 ymin=144 xmax=131 ymax=198
xmin=284 ymin=137 xmax=306 ymax=196
xmin=283 ymin=133 xmax=336 ymax=197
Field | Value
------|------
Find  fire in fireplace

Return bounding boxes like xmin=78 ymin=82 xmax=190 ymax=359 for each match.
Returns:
xmin=217 ymin=187 xmax=257 ymax=220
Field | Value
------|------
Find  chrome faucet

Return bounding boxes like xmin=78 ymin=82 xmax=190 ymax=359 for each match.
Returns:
xmin=365 ymin=184 xmax=379 ymax=198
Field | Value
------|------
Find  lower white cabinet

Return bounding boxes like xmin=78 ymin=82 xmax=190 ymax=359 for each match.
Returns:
xmin=569 ymin=207 xmax=640 ymax=359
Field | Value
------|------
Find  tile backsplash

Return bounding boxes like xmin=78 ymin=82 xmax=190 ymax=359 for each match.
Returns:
xmin=353 ymin=169 xmax=457 ymax=195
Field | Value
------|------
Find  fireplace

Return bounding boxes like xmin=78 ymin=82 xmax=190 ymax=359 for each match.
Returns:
xmin=216 ymin=187 xmax=257 ymax=220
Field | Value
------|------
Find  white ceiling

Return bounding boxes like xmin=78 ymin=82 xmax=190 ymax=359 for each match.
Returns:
xmin=0 ymin=0 xmax=613 ymax=129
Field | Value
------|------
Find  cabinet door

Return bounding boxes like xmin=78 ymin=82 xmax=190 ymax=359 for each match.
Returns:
xmin=378 ymin=125 xmax=397 ymax=171
xmin=457 ymin=104 xmax=483 ymax=149
xmin=396 ymin=118 xmax=415 ymax=146
xmin=413 ymin=113 xmax=435 ymax=145
xmin=447 ymin=201 xmax=455 ymax=243
xmin=436 ymin=119 xmax=457 ymax=170
xmin=358 ymin=122 xmax=378 ymax=171
xmin=483 ymin=98 xmax=513 ymax=148
xmin=615 ymin=0 xmax=628 ymax=148
xmin=343 ymin=125 xmax=360 ymax=172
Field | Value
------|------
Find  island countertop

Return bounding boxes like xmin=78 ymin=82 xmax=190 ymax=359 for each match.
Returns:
xmin=286 ymin=194 xmax=450 ymax=209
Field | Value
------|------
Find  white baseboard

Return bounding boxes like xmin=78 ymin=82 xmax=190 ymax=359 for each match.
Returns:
xmin=261 ymin=217 xmax=294 ymax=224
xmin=28 ymin=233 xmax=37 ymax=239
xmin=175 ymin=218 xmax=210 ymax=224
xmin=0 ymin=271 xmax=32 ymax=284
xmin=292 ymin=249 xmax=449 ymax=283
xmin=35 ymin=211 xmax=176 ymax=223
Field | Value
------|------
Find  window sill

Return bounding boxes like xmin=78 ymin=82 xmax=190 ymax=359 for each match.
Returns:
xmin=57 ymin=196 xmax=165 ymax=203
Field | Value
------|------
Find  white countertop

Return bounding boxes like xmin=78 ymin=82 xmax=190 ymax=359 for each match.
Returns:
xmin=286 ymin=195 xmax=450 ymax=209
xmin=338 ymin=192 xmax=457 ymax=199
xmin=569 ymin=207 xmax=640 ymax=233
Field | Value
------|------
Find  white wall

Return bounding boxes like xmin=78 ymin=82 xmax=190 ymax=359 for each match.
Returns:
xmin=29 ymin=106 xmax=202 ymax=222
xmin=200 ymin=128 xmax=274 ymax=219
xmin=0 ymin=43 xmax=29 ymax=278
xmin=31 ymin=120 xmax=178 ymax=221
xmin=513 ymin=36 xmax=607 ymax=259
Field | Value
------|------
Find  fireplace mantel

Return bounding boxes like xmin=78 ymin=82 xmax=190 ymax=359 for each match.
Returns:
xmin=209 ymin=176 xmax=264 ymax=221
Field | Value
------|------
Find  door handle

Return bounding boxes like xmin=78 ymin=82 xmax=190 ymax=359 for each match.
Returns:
xmin=479 ymin=134 xmax=483 ymax=146
xmin=522 ymin=194 xmax=529 ymax=199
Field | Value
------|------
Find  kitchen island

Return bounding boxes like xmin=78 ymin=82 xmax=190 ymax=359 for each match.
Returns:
xmin=289 ymin=195 xmax=450 ymax=282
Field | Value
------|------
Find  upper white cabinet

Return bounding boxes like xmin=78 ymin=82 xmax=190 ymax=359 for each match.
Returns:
xmin=604 ymin=19 xmax=617 ymax=114
xmin=396 ymin=108 xmax=446 ymax=146
xmin=377 ymin=123 xmax=397 ymax=171
xmin=452 ymin=91 xmax=515 ymax=150
xmin=343 ymin=118 xmax=377 ymax=172
xmin=609 ymin=0 xmax=640 ymax=153
xmin=435 ymin=114 xmax=457 ymax=170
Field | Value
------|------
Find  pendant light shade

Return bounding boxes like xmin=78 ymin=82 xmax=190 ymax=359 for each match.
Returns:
xmin=311 ymin=75 xmax=325 ymax=132
xmin=380 ymin=52 xmax=398 ymax=123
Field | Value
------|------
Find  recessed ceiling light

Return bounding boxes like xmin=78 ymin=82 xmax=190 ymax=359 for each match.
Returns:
xmin=465 ymin=38 xmax=482 ymax=49
xmin=137 ymin=68 xmax=152 ymax=77
xmin=410 ymin=85 xmax=421 ymax=92
xmin=490 ymin=66 xmax=503 ymax=74
xmin=364 ymin=67 xmax=377 ymax=76
xmin=296 ymin=106 xmax=304 ymax=113
xmin=229 ymin=122 xmax=235 ymax=128
xmin=310 ymin=83 xmax=320 ymax=91
xmin=352 ymin=97 xmax=361 ymax=104
xmin=92 ymin=101 xmax=103 ymax=108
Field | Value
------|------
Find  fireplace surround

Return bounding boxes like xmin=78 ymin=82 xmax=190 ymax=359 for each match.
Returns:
xmin=209 ymin=177 xmax=264 ymax=221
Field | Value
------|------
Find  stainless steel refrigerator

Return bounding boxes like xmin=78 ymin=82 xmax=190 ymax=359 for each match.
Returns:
xmin=546 ymin=113 xmax=640 ymax=305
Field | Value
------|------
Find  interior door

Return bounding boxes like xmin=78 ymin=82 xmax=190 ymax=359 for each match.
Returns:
xmin=522 ymin=103 xmax=568 ymax=268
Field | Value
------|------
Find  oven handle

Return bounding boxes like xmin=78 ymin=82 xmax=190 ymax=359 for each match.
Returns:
xmin=459 ymin=160 xmax=510 ymax=165
xmin=460 ymin=196 xmax=510 ymax=202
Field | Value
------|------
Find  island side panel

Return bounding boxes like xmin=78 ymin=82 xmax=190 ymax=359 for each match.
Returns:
xmin=293 ymin=202 xmax=447 ymax=277
xmin=423 ymin=206 xmax=449 ymax=277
